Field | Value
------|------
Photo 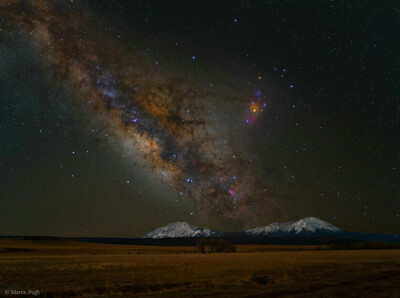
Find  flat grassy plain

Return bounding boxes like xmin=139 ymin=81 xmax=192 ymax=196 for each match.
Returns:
xmin=0 ymin=239 xmax=399 ymax=297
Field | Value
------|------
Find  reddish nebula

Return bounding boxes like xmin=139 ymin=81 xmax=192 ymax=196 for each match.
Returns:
xmin=0 ymin=0 xmax=284 ymax=228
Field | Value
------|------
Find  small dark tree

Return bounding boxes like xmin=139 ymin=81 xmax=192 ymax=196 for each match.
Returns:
xmin=197 ymin=238 xmax=206 ymax=253
xmin=197 ymin=238 xmax=235 ymax=253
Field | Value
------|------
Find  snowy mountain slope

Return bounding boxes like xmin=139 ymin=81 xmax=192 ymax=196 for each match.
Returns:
xmin=142 ymin=222 xmax=220 ymax=238
xmin=246 ymin=217 xmax=342 ymax=236
xmin=142 ymin=217 xmax=342 ymax=239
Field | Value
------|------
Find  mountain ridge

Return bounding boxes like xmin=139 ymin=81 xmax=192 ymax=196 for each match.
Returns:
xmin=143 ymin=217 xmax=342 ymax=239
xmin=142 ymin=222 xmax=221 ymax=239
xmin=246 ymin=217 xmax=342 ymax=236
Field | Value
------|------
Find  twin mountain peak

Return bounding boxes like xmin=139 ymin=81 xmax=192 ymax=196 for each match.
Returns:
xmin=143 ymin=217 xmax=342 ymax=239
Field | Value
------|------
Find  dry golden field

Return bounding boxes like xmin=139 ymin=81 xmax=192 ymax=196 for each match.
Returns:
xmin=0 ymin=239 xmax=400 ymax=297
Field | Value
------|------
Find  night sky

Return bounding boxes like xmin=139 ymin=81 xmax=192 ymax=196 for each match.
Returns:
xmin=0 ymin=0 xmax=399 ymax=237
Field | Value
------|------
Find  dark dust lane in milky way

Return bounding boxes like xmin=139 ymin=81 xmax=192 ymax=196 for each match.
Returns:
xmin=3 ymin=0 xmax=397 ymax=236
xmin=0 ymin=0 xmax=288 ymax=231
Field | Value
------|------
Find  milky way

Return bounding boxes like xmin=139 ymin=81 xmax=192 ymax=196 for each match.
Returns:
xmin=1 ymin=0 xmax=285 ymax=228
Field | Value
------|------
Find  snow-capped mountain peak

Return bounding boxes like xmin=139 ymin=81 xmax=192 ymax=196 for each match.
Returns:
xmin=246 ymin=217 xmax=342 ymax=236
xmin=289 ymin=217 xmax=341 ymax=233
xmin=142 ymin=222 xmax=219 ymax=238
xmin=143 ymin=217 xmax=342 ymax=239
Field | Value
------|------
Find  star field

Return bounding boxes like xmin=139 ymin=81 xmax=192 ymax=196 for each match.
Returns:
xmin=0 ymin=0 xmax=399 ymax=236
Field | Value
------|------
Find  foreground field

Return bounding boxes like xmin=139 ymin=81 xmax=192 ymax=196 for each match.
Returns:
xmin=0 ymin=239 xmax=399 ymax=297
